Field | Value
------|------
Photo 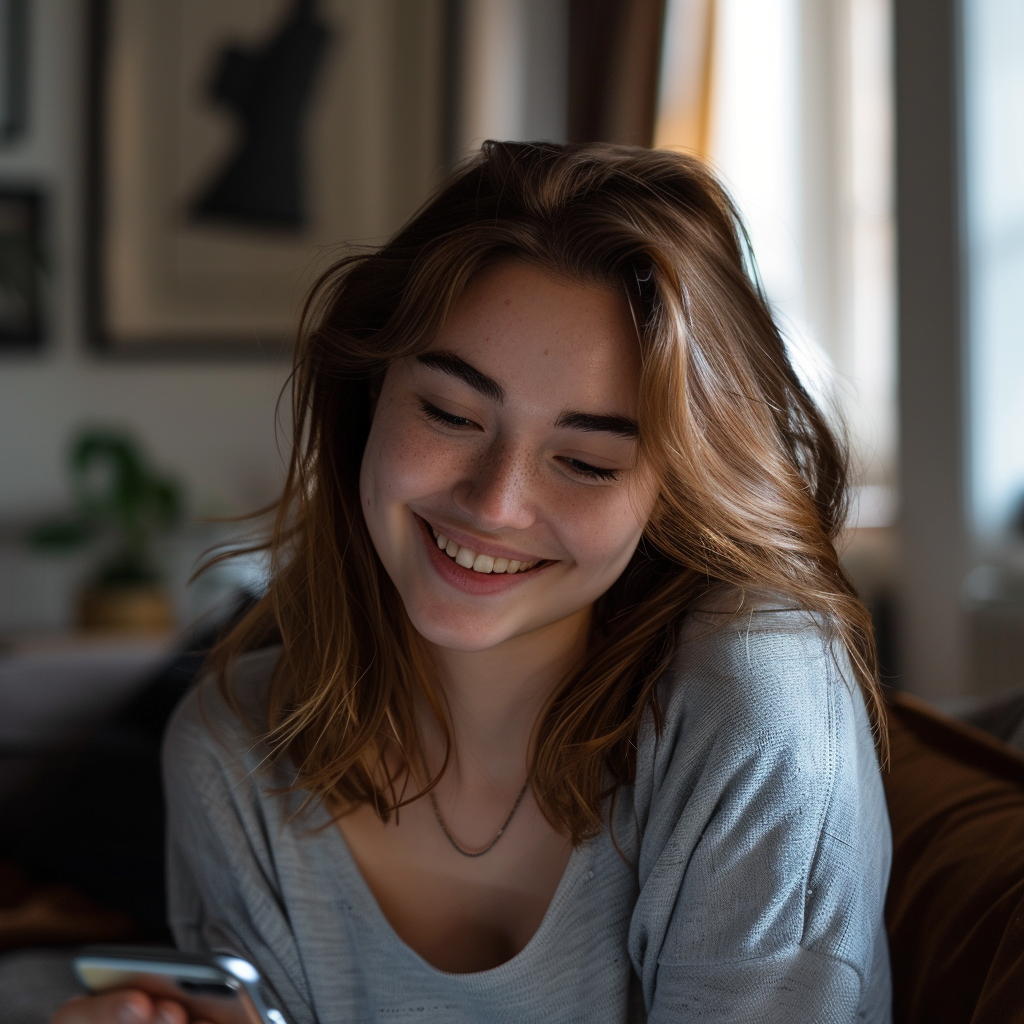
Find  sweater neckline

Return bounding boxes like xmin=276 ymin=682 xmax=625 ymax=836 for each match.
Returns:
xmin=311 ymin=804 xmax=597 ymax=983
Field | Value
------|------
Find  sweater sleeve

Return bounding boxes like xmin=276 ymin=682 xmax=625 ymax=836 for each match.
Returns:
xmin=628 ymin=608 xmax=892 ymax=1024
xmin=163 ymin=652 xmax=317 ymax=1024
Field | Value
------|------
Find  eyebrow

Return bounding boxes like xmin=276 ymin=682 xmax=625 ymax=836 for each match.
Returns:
xmin=416 ymin=350 xmax=638 ymax=439
xmin=554 ymin=411 xmax=639 ymax=440
xmin=416 ymin=351 xmax=505 ymax=403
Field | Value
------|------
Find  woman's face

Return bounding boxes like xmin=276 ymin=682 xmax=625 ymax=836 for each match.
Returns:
xmin=359 ymin=262 xmax=658 ymax=653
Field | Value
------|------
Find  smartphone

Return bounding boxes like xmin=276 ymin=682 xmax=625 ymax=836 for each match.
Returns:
xmin=73 ymin=946 xmax=286 ymax=1024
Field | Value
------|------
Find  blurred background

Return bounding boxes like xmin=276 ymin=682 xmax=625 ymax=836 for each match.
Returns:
xmin=0 ymin=0 xmax=1020 ymax=714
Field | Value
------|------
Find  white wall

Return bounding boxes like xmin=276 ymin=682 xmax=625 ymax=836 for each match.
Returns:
xmin=0 ymin=0 xmax=292 ymax=523
xmin=452 ymin=0 xmax=568 ymax=154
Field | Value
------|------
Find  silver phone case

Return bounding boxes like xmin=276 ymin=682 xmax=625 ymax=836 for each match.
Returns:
xmin=73 ymin=946 xmax=285 ymax=1024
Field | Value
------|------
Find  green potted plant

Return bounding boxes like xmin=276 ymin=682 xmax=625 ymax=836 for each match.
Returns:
xmin=30 ymin=429 xmax=184 ymax=631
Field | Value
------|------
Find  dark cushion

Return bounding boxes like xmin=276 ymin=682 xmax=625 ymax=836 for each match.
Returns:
xmin=884 ymin=690 xmax=1024 ymax=1024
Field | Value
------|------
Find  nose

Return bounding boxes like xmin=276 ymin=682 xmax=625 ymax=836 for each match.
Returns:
xmin=452 ymin=438 xmax=537 ymax=532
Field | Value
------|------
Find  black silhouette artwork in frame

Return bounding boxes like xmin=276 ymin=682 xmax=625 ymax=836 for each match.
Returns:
xmin=190 ymin=0 xmax=333 ymax=231
xmin=87 ymin=0 xmax=447 ymax=353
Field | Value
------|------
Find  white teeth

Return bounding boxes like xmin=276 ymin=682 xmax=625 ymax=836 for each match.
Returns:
xmin=429 ymin=525 xmax=538 ymax=574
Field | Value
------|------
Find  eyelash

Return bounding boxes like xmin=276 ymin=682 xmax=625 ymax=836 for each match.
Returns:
xmin=419 ymin=401 xmax=619 ymax=482
xmin=561 ymin=458 xmax=618 ymax=481
xmin=421 ymin=401 xmax=476 ymax=429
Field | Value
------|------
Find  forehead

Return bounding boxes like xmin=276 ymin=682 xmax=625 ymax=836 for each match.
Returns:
xmin=425 ymin=263 xmax=641 ymax=410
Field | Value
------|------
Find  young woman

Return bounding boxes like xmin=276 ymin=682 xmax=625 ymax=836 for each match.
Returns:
xmin=56 ymin=142 xmax=892 ymax=1024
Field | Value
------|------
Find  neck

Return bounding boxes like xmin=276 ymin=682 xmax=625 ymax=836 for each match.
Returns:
xmin=423 ymin=606 xmax=591 ymax=783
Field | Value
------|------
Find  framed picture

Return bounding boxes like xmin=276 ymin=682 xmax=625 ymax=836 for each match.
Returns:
xmin=86 ymin=0 xmax=447 ymax=355
xmin=0 ymin=0 xmax=29 ymax=143
xmin=0 ymin=187 xmax=44 ymax=349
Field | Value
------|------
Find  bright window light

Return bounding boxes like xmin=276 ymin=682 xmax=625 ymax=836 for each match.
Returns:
xmin=964 ymin=0 xmax=1024 ymax=541
xmin=656 ymin=0 xmax=896 ymax=513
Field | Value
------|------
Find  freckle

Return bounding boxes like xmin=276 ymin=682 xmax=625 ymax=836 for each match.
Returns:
xmin=543 ymin=349 xmax=549 ymax=356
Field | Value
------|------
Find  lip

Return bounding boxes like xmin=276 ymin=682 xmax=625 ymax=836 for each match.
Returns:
xmin=415 ymin=515 xmax=554 ymax=595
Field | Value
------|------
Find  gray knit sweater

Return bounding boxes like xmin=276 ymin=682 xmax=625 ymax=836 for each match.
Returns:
xmin=164 ymin=603 xmax=892 ymax=1023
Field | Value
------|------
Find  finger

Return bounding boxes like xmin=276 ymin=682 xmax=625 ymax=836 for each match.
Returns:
xmin=152 ymin=1001 xmax=189 ymax=1024
xmin=52 ymin=990 xmax=155 ymax=1024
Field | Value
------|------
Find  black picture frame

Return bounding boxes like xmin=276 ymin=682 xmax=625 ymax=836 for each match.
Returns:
xmin=86 ymin=0 xmax=447 ymax=358
xmin=0 ymin=0 xmax=29 ymax=144
xmin=0 ymin=186 xmax=44 ymax=349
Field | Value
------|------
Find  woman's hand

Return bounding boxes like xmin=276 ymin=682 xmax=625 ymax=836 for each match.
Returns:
xmin=51 ymin=990 xmax=215 ymax=1024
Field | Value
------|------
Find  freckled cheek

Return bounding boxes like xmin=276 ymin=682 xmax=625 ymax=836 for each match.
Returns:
xmin=362 ymin=418 xmax=468 ymax=507
xmin=547 ymin=493 xmax=648 ymax=570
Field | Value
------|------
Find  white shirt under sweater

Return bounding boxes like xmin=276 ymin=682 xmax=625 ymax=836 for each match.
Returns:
xmin=163 ymin=600 xmax=893 ymax=1023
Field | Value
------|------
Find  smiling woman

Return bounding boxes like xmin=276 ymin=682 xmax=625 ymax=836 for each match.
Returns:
xmin=54 ymin=142 xmax=892 ymax=1024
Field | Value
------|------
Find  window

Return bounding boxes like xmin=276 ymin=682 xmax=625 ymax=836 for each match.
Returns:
xmin=657 ymin=0 xmax=896 ymax=526
xmin=964 ymin=0 xmax=1024 ymax=544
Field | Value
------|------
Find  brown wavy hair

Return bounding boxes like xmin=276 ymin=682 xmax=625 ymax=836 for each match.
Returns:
xmin=206 ymin=140 xmax=884 ymax=844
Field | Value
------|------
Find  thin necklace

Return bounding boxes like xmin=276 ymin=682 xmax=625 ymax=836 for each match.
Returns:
xmin=429 ymin=779 xmax=531 ymax=858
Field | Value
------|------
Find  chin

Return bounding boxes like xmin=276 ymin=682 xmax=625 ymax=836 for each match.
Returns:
xmin=404 ymin=601 xmax=521 ymax=652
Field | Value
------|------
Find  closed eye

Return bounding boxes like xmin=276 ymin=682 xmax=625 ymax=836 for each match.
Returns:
xmin=422 ymin=401 xmax=618 ymax=480
xmin=559 ymin=457 xmax=618 ymax=481
xmin=420 ymin=401 xmax=478 ymax=429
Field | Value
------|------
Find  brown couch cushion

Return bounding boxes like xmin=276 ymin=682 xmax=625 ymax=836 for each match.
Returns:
xmin=0 ymin=860 xmax=136 ymax=952
xmin=884 ymin=690 xmax=1024 ymax=1024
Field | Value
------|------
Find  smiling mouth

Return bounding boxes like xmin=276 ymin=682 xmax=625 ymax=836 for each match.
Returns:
xmin=425 ymin=522 xmax=547 ymax=575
